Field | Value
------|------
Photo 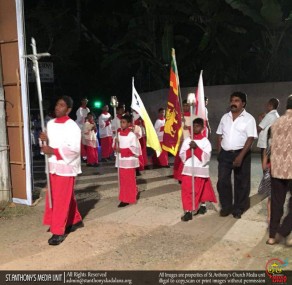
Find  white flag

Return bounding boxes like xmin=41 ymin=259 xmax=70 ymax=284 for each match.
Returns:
xmin=195 ymin=70 xmax=206 ymax=121
xmin=131 ymin=78 xmax=161 ymax=156
xmin=195 ymin=70 xmax=208 ymax=137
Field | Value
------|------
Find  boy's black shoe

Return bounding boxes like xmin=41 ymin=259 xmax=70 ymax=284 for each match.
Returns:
xmin=48 ymin=234 xmax=66 ymax=246
xmin=193 ymin=205 xmax=207 ymax=216
xmin=118 ymin=202 xmax=129 ymax=208
xmin=66 ymin=221 xmax=84 ymax=233
xmin=232 ymin=210 xmax=243 ymax=219
xmin=181 ymin=211 xmax=192 ymax=222
xmin=198 ymin=205 xmax=207 ymax=215
xmin=101 ymin=158 xmax=108 ymax=162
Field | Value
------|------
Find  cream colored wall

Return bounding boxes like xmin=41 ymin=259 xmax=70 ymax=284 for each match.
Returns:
xmin=141 ymin=81 xmax=292 ymax=151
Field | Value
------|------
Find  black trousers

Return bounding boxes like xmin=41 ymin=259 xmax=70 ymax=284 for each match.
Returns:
xmin=217 ymin=149 xmax=251 ymax=212
xmin=270 ymin=178 xmax=292 ymax=238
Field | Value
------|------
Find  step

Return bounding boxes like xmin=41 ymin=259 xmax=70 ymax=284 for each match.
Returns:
xmin=33 ymin=164 xmax=174 ymax=191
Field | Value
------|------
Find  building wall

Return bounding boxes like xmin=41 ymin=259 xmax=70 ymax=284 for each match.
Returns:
xmin=0 ymin=0 xmax=30 ymax=203
xmin=141 ymin=81 xmax=292 ymax=151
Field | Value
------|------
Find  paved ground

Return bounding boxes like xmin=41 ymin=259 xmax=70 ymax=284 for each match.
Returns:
xmin=0 ymin=154 xmax=291 ymax=271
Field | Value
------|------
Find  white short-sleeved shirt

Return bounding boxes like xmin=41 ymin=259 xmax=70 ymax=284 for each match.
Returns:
xmin=257 ymin=110 xmax=279 ymax=148
xmin=216 ymin=110 xmax=257 ymax=151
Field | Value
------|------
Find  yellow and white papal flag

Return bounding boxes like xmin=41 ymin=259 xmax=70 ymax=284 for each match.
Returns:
xmin=131 ymin=78 xmax=162 ymax=156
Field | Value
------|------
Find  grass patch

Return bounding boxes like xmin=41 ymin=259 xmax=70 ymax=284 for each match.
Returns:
xmin=0 ymin=201 xmax=36 ymax=220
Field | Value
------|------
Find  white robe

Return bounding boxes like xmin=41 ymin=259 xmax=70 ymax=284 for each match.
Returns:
xmin=113 ymin=130 xmax=140 ymax=169
xmin=98 ymin=112 xmax=113 ymax=138
xmin=179 ymin=136 xmax=211 ymax=178
xmin=75 ymin=107 xmax=90 ymax=129
xmin=47 ymin=119 xmax=81 ymax=176
xmin=154 ymin=118 xmax=165 ymax=142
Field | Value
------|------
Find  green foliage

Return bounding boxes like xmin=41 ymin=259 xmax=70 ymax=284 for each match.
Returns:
xmin=224 ymin=0 xmax=292 ymax=81
xmin=24 ymin=0 xmax=292 ymax=106
xmin=224 ymin=0 xmax=265 ymax=26
xmin=261 ymin=0 xmax=282 ymax=27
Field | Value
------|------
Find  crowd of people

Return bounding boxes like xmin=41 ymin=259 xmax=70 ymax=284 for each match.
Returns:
xmin=37 ymin=92 xmax=291 ymax=247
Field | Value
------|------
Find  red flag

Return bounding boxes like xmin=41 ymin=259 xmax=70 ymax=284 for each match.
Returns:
xmin=162 ymin=49 xmax=182 ymax=156
xmin=195 ymin=70 xmax=207 ymax=137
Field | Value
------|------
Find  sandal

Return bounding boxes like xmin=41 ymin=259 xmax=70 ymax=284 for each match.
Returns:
xmin=266 ymin=238 xmax=277 ymax=245
xmin=286 ymin=239 xmax=292 ymax=247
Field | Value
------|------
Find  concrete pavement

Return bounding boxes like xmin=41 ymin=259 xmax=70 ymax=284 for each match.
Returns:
xmin=0 ymin=154 xmax=291 ymax=271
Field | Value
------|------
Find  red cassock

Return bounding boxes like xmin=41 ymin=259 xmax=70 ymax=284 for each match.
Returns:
xmin=152 ymin=143 xmax=168 ymax=166
xmin=119 ymin=168 xmax=137 ymax=203
xmin=43 ymin=116 xmax=83 ymax=235
xmin=82 ymin=121 xmax=98 ymax=165
xmin=179 ymin=133 xmax=217 ymax=211
xmin=100 ymin=136 xmax=113 ymax=159
xmin=139 ymin=136 xmax=148 ymax=168
xmin=134 ymin=118 xmax=148 ymax=170
xmin=86 ymin=145 xmax=98 ymax=164
xmin=138 ymin=151 xmax=145 ymax=171
xmin=181 ymin=176 xmax=217 ymax=211
xmin=81 ymin=143 xmax=87 ymax=160
xmin=173 ymin=153 xmax=183 ymax=181
xmin=44 ymin=174 xmax=82 ymax=235
xmin=114 ymin=127 xmax=140 ymax=204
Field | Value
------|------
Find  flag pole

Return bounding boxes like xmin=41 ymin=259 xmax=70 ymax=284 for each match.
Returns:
xmin=23 ymin=38 xmax=52 ymax=208
xmin=172 ymin=49 xmax=184 ymax=122
xmin=187 ymin=93 xmax=196 ymax=213
xmin=132 ymin=77 xmax=142 ymax=184
xmin=132 ymin=77 xmax=138 ymax=155
xmin=110 ymin=96 xmax=120 ymax=192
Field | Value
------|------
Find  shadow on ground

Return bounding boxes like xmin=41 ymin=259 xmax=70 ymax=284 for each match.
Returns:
xmin=75 ymin=186 xmax=101 ymax=219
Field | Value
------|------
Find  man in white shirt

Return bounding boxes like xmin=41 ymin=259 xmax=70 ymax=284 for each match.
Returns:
xmin=257 ymin=98 xmax=280 ymax=161
xmin=205 ymin=96 xmax=211 ymax=138
xmin=216 ymin=92 xmax=257 ymax=219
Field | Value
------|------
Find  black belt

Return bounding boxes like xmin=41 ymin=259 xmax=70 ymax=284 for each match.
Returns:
xmin=223 ymin=149 xmax=242 ymax=153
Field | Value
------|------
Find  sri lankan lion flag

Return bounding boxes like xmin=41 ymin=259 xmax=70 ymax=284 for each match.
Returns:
xmin=162 ymin=48 xmax=182 ymax=156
